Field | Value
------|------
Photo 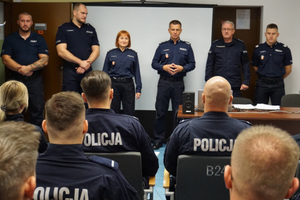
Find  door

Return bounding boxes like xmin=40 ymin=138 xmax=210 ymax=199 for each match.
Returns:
xmin=212 ymin=6 xmax=261 ymax=101
xmin=4 ymin=2 xmax=71 ymax=101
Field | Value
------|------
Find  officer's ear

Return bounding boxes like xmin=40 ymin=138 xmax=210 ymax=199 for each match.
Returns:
xmin=42 ymin=120 xmax=47 ymax=133
xmin=109 ymin=89 xmax=114 ymax=100
xmin=82 ymin=93 xmax=88 ymax=103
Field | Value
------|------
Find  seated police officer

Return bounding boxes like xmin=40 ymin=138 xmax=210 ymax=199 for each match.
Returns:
xmin=164 ymin=76 xmax=251 ymax=176
xmin=34 ymin=91 xmax=139 ymax=200
xmin=80 ymin=70 xmax=158 ymax=181
xmin=224 ymin=125 xmax=299 ymax=200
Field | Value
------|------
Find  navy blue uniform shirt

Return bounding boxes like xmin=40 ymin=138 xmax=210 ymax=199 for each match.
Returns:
xmin=34 ymin=144 xmax=139 ymax=200
xmin=205 ymin=38 xmax=250 ymax=87
xmin=152 ymin=39 xmax=195 ymax=77
xmin=1 ymin=31 xmax=48 ymax=79
xmin=103 ymin=48 xmax=142 ymax=93
xmin=55 ymin=21 xmax=99 ymax=69
xmin=251 ymin=42 xmax=292 ymax=77
xmin=164 ymin=111 xmax=251 ymax=176
xmin=83 ymin=108 xmax=158 ymax=177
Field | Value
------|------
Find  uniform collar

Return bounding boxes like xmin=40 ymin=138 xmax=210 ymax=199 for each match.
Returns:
xmin=70 ymin=20 xmax=86 ymax=29
xmin=86 ymin=108 xmax=115 ymax=114
xmin=43 ymin=143 xmax=85 ymax=157
xmin=203 ymin=111 xmax=229 ymax=118
xmin=222 ymin=38 xmax=234 ymax=46
xmin=169 ymin=38 xmax=181 ymax=44
xmin=5 ymin=113 xmax=24 ymax=121
xmin=264 ymin=41 xmax=278 ymax=48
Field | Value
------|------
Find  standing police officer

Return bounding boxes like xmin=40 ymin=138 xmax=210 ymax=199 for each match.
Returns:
xmin=56 ymin=3 xmax=100 ymax=94
xmin=251 ymin=23 xmax=292 ymax=105
xmin=205 ymin=20 xmax=250 ymax=97
xmin=152 ymin=20 xmax=196 ymax=150
xmin=1 ymin=12 xmax=49 ymax=127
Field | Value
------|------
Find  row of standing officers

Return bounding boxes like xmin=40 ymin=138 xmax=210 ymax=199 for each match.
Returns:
xmin=0 ymin=3 xmax=293 ymax=149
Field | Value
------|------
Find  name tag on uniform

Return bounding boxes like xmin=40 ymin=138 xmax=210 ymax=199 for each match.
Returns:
xmin=216 ymin=45 xmax=225 ymax=48
xmin=275 ymin=49 xmax=283 ymax=52
xmin=30 ymin=40 xmax=37 ymax=43
xmin=180 ymin=48 xmax=187 ymax=51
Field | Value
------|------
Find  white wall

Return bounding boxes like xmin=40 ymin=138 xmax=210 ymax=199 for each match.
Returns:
xmin=122 ymin=0 xmax=300 ymax=94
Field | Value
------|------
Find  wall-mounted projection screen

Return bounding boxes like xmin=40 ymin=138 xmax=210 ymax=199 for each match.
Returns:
xmin=86 ymin=3 xmax=214 ymax=110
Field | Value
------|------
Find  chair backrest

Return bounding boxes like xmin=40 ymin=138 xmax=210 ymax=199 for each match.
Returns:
xmin=281 ymin=94 xmax=300 ymax=107
xmin=85 ymin=152 xmax=144 ymax=199
xmin=232 ymin=97 xmax=253 ymax=105
xmin=175 ymin=155 xmax=231 ymax=200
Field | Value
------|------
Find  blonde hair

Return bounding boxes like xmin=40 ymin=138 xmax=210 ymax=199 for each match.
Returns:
xmin=231 ymin=125 xmax=299 ymax=199
xmin=0 ymin=80 xmax=28 ymax=122
xmin=0 ymin=121 xmax=40 ymax=200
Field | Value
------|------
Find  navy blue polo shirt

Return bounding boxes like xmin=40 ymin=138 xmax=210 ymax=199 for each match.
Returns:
xmin=205 ymin=38 xmax=250 ymax=87
xmin=152 ymin=39 xmax=195 ymax=78
xmin=55 ymin=21 xmax=99 ymax=66
xmin=103 ymin=48 xmax=142 ymax=93
xmin=251 ymin=42 xmax=292 ymax=77
xmin=1 ymin=31 xmax=48 ymax=77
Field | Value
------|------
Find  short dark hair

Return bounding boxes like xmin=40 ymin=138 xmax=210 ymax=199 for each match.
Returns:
xmin=45 ymin=91 xmax=85 ymax=131
xmin=73 ymin=3 xmax=85 ymax=11
xmin=169 ymin=20 xmax=182 ymax=28
xmin=81 ymin=70 xmax=111 ymax=102
xmin=266 ymin=23 xmax=278 ymax=30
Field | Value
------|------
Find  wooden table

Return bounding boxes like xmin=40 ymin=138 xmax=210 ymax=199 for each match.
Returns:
xmin=177 ymin=106 xmax=300 ymax=135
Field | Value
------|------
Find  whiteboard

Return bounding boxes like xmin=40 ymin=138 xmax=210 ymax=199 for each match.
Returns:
xmin=86 ymin=5 xmax=213 ymax=110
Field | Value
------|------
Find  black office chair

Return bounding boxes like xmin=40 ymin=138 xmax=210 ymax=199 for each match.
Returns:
xmin=232 ymin=97 xmax=253 ymax=105
xmin=164 ymin=155 xmax=231 ymax=200
xmin=85 ymin=152 xmax=155 ymax=200
xmin=281 ymin=94 xmax=300 ymax=107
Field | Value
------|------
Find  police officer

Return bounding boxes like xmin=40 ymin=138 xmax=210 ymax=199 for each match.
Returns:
xmin=164 ymin=76 xmax=251 ymax=176
xmin=205 ymin=20 xmax=250 ymax=97
xmin=1 ymin=12 xmax=49 ymax=127
xmin=103 ymin=30 xmax=142 ymax=116
xmin=252 ymin=23 xmax=292 ymax=105
xmin=56 ymin=3 xmax=100 ymax=94
xmin=80 ymin=70 xmax=158 ymax=179
xmin=35 ymin=92 xmax=140 ymax=200
xmin=152 ymin=20 xmax=196 ymax=150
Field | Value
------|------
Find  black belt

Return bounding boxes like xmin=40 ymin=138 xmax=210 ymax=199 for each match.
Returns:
xmin=259 ymin=76 xmax=283 ymax=83
xmin=160 ymin=76 xmax=183 ymax=82
xmin=111 ymin=77 xmax=133 ymax=83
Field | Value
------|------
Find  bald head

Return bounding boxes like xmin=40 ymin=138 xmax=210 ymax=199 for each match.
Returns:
xmin=203 ymin=76 xmax=232 ymax=112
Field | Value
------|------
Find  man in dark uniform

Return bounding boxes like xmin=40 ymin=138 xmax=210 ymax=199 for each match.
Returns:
xmin=164 ymin=76 xmax=251 ymax=176
xmin=251 ymin=23 xmax=292 ymax=105
xmin=56 ymin=3 xmax=100 ymax=94
xmin=80 ymin=70 xmax=158 ymax=179
xmin=34 ymin=91 xmax=139 ymax=200
xmin=205 ymin=20 xmax=250 ymax=97
xmin=1 ymin=12 xmax=49 ymax=127
xmin=152 ymin=20 xmax=196 ymax=149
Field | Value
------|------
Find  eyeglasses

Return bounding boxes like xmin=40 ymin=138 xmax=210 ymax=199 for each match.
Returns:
xmin=222 ymin=28 xmax=233 ymax=31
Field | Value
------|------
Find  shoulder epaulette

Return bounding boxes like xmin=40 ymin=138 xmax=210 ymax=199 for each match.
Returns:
xmin=87 ymin=155 xmax=119 ymax=171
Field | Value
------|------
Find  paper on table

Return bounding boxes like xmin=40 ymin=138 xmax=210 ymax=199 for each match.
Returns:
xmin=232 ymin=103 xmax=280 ymax=110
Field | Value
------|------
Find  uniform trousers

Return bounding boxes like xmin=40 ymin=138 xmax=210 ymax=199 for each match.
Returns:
xmin=111 ymin=78 xmax=135 ymax=116
xmin=154 ymin=77 xmax=184 ymax=144
xmin=255 ymin=77 xmax=285 ymax=105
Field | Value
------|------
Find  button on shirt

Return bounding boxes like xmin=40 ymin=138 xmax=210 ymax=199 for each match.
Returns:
xmin=1 ymin=31 xmax=49 ymax=78
xmin=205 ymin=38 xmax=250 ymax=87
xmin=103 ymin=48 xmax=142 ymax=93
xmin=152 ymin=39 xmax=195 ymax=78
xmin=251 ymin=42 xmax=292 ymax=78
xmin=55 ymin=21 xmax=99 ymax=68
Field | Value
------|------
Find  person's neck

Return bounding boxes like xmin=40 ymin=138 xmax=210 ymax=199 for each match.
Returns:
xmin=266 ymin=40 xmax=276 ymax=47
xmin=224 ymin=37 xmax=233 ymax=43
xmin=119 ymin=47 xmax=126 ymax=52
xmin=72 ymin=19 xmax=83 ymax=28
xmin=88 ymin=101 xmax=111 ymax=109
xmin=19 ymin=30 xmax=31 ymax=40
xmin=171 ymin=38 xmax=180 ymax=44
xmin=204 ymin=106 xmax=228 ymax=113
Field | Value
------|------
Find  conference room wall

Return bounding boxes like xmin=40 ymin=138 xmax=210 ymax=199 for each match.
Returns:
xmin=121 ymin=0 xmax=300 ymax=96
